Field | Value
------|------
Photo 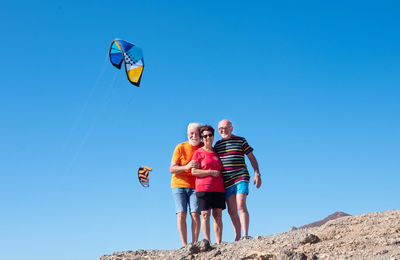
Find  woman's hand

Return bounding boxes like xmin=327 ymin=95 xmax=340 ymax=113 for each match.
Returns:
xmin=211 ymin=170 xmax=220 ymax=177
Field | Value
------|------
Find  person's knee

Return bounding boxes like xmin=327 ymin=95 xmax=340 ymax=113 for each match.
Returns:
xmin=177 ymin=212 xmax=187 ymax=220
xmin=228 ymin=206 xmax=238 ymax=217
xmin=237 ymin=203 xmax=248 ymax=214
xmin=212 ymin=210 xmax=222 ymax=220
xmin=191 ymin=212 xmax=200 ymax=222
xmin=201 ymin=210 xmax=211 ymax=220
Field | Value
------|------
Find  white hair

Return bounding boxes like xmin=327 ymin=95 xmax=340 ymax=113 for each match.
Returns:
xmin=187 ymin=122 xmax=201 ymax=133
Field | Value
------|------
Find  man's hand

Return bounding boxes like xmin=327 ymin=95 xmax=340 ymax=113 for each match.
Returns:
xmin=186 ymin=161 xmax=199 ymax=171
xmin=254 ymin=174 xmax=262 ymax=188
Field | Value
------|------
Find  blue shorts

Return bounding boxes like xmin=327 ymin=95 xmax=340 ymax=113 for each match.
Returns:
xmin=225 ymin=181 xmax=249 ymax=199
xmin=172 ymin=187 xmax=199 ymax=214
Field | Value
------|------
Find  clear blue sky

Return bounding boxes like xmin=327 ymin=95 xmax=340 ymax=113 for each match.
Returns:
xmin=1 ymin=1 xmax=399 ymax=259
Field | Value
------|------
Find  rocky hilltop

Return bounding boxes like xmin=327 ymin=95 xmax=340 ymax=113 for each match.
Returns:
xmin=298 ymin=211 xmax=352 ymax=229
xmin=100 ymin=210 xmax=400 ymax=260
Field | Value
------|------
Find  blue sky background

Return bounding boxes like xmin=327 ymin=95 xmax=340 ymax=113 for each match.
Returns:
xmin=1 ymin=1 xmax=399 ymax=259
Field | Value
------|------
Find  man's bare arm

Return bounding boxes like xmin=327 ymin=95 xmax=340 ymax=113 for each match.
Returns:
xmin=170 ymin=161 xmax=199 ymax=174
xmin=247 ymin=152 xmax=262 ymax=188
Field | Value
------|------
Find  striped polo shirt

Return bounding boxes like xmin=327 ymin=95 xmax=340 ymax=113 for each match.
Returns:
xmin=214 ymin=136 xmax=254 ymax=189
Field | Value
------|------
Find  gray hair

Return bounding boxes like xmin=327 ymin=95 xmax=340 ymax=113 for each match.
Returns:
xmin=187 ymin=122 xmax=201 ymax=133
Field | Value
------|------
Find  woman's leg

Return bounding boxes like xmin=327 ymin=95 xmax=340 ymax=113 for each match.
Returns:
xmin=201 ymin=209 xmax=211 ymax=243
xmin=190 ymin=212 xmax=200 ymax=243
xmin=212 ymin=208 xmax=223 ymax=244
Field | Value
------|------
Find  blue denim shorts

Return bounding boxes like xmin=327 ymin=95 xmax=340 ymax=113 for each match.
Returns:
xmin=172 ymin=187 xmax=199 ymax=214
xmin=225 ymin=181 xmax=249 ymax=199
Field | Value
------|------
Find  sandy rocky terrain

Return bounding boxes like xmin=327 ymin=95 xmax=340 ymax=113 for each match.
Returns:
xmin=100 ymin=210 xmax=400 ymax=260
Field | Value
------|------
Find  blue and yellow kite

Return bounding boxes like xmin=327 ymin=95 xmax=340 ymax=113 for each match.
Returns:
xmin=109 ymin=39 xmax=144 ymax=87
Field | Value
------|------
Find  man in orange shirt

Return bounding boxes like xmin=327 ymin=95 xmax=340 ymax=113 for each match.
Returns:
xmin=170 ymin=122 xmax=202 ymax=247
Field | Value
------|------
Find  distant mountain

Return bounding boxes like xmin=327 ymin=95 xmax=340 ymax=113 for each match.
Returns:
xmin=299 ymin=211 xmax=351 ymax=229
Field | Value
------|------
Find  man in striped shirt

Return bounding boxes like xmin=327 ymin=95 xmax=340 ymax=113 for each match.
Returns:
xmin=214 ymin=119 xmax=262 ymax=241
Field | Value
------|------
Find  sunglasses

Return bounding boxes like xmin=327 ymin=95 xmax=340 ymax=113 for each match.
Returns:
xmin=202 ymin=134 xmax=214 ymax=138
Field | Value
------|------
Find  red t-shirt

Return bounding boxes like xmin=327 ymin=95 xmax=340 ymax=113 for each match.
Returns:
xmin=191 ymin=148 xmax=225 ymax=193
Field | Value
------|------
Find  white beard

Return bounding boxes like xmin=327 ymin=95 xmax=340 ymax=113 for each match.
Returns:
xmin=188 ymin=139 xmax=200 ymax=146
xmin=221 ymin=134 xmax=229 ymax=139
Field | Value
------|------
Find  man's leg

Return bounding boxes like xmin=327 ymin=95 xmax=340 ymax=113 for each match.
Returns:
xmin=226 ymin=194 xmax=241 ymax=241
xmin=236 ymin=193 xmax=249 ymax=237
xmin=177 ymin=212 xmax=188 ymax=246
xmin=190 ymin=212 xmax=200 ymax=243
xmin=188 ymin=188 xmax=200 ymax=244
xmin=172 ymin=188 xmax=189 ymax=247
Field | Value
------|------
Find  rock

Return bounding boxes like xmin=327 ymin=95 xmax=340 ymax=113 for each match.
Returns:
xmin=278 ymin=250 xmax=307 ymax=260
xmin=241 ymin=253 xmax=274 ymax=260
xmin=188 ymin=239 xmax=212 ymax=254
xmin=289 ymin=226 xmax=298 ymax=232
xmin=212 ymin=249 xmax=221 ymax=257
xmin=300 ymin=234 xmax=320 ymax=245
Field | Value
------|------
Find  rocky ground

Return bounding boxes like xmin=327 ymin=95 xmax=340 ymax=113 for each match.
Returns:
xmin=100 ymin=210 xmax=400 ymax=260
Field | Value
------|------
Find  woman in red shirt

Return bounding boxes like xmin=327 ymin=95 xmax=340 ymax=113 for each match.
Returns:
xmin=191 ymin=125 xmax=225 ymax=244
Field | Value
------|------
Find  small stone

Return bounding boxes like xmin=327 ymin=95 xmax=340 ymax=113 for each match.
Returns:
xmin=300 ymin=234 xmax=320 ymax=245
xmin=213 ymin=250 xmax=221 ymax=257
xmin=241 ymin=235 xmax=252 ymax=240
xmin=279 ymin=250 xmax=307 ymax=260
xmin=380 ymin=249 xmax=389 ymax=255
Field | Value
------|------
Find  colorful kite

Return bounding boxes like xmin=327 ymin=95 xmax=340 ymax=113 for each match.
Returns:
xmin=138 ymin=166 xmax=152 ymax=187
xmin=109 ymin=39 xmax=144 ymax=87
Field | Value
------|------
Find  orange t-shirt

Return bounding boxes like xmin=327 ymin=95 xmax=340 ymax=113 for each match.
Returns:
xmin=171 ymin=141 xmax=202 ymax=189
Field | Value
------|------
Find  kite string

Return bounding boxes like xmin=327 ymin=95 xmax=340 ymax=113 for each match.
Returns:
xmin=62 ymin=53 xmax=109 ymax=153
xmin=108 ymin=84 xmax=136 ymax=129
xmin=65 ymin=70 xmax=120 ymax=173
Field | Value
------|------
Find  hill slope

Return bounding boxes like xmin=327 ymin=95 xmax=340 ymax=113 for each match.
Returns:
xmin=100 ymin=210 xmax=400 ymax=260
